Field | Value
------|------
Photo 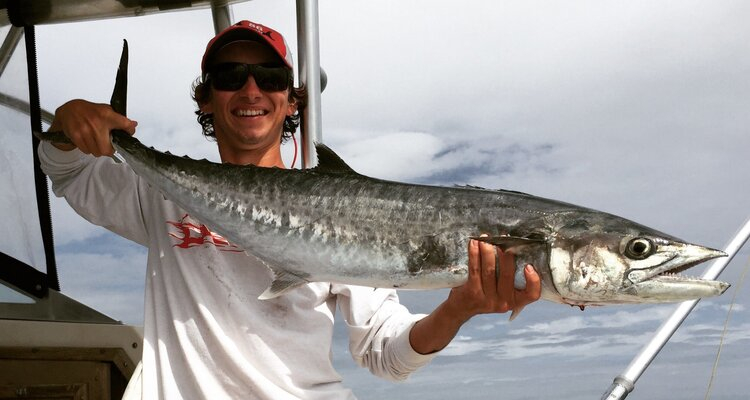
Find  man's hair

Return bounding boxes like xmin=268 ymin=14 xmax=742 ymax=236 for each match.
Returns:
xmin=191 ymin=76 xmax=307 ymax=143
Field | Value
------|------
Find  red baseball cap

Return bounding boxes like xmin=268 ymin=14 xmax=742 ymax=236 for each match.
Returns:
xmin=201 ymin=20 xmax=294 ymax=76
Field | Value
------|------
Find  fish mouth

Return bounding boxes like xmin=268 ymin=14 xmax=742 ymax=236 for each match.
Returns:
xmin=624 ymin=245 xmax=730 ymax=301
xmin=626 ymin=245 xmax=726 ymax=284
xmin=626 ymin=274 xmax=730 ymax=301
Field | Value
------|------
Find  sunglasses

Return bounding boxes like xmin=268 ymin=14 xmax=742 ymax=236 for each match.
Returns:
xmin=207 ymin=62 xmax=291 ymax=92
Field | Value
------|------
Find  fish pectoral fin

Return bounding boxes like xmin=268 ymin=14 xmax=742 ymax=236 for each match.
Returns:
xmin=470 ymin=235 xmax=547 ymax=252
xmin=258 ymin=270 xmax=309 ymax=300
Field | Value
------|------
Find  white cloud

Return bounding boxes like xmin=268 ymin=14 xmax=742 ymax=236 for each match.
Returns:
xmin=436 ymin=304 xmax=747 ymax=362
xmin=56 ymin=243 xmax=147 ymax=325
xmin=511 ymin=306 xmax=673 ymax=336
xmin=48 ymin=196 xmax=108 ymax=247
xmin=720 ymin=303 xmax=745 ymax=313
xmin=329 ymin=130 xmax=446 ymax=181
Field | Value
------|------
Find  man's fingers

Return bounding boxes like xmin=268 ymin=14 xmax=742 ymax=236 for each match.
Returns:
xmin=497 ymin=249 xmax=515 ymax=308
xmin=96 ymin=135 xmax=115 ymax=157
xmin=467 ymin=238 xmax=482 ymax=287
xmin=73 ymin=123 xmax=112 ymax=156
xmin=508 ymin=266 xmax=541 ymax=321
xmin=460 ymin=238 xmax=542 ymax=319
xmin=53 ymin=100 xmax=138 ymax=156
xmin=479 ymin=240 xmax=497 ymax=297
xmin=520 ymin=264 xmax=542 ymax=302
xmin=109 ymin=112 xmax=138 ymax=135
xmin=74 ymin=131 xmax=98 ymax=155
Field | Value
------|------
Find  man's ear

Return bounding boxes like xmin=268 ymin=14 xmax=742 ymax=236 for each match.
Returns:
xmin=287 ymin=99 xmax=298 ymax=116
xmin=196 ymin=83 xmax=213 ymax=114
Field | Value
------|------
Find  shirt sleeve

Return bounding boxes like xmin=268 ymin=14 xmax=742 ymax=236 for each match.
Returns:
xmin=38 ymin=141 xmax=151 ymax=246
xmin=332 ymin=284 xmax=439 ymax=381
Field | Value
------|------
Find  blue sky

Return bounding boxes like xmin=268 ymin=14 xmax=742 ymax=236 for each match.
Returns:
xmin=2 ymin=1 xmax=748 ymax=399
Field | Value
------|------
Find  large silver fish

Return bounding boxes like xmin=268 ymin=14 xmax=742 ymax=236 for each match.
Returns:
xmin=40 ymin=41 xmax=729 ymax=308
xmin=120 ymin=141 xmax=729 ymax=305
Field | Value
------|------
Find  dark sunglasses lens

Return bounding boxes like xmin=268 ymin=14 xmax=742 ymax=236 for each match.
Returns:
xmin=252 ymin=66 xmax=290 ymax=92
xmin=210 ymin=63 xmax=289 ymax=92
xmin=211 ymin=64 xmax=248 ymax=91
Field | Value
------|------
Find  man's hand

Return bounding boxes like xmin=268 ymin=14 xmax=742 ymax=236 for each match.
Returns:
xmin=48 ymin=99 xmax=137 ymax=156
xmin=445 ymin=237 xmax=541 ymax=323
xmin=409 ymin=237 xmax=542 ymax=355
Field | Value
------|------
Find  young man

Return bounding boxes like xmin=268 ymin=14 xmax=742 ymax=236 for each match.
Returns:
xmin=41 ymin=20 xmax=541 ymax=399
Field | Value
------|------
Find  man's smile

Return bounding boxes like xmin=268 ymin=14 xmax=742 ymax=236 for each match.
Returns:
xmin=233 ymin=108 xmax=268 ymax=117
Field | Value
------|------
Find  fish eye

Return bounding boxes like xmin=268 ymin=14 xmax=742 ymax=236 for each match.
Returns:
xmin=625 ymin=238 xmax=654 ymax=260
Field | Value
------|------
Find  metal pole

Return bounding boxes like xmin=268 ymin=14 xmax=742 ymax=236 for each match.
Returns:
xmin=210 ymin=1 xmax=234 ymax=33
xmin=0 ymin=92 xmax=55 ymax=124
xmin=296 ymin=0 xmax=323 ymax=168
xmin=0 ymin=26 xmax=24 ymax=77
xmin=3 ymin=0 xmax=246 ymax=26
xmin=602 ymin=217 xmax=750 ymax=399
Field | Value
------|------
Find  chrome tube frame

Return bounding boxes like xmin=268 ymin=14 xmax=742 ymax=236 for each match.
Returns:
xmin=295 ymin=0 xmax=322 ymax=168
xmin=0 ymin=26 xmax=23 ymax=77
xmin=2 ymin=0 xmax=249 ymax=26
xmin=210 ymin=1 xmax=234 ymax=34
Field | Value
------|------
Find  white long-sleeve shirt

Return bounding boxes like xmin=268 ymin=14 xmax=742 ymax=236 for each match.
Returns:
xmin=39 ymin=141 xmax=437 ymax=399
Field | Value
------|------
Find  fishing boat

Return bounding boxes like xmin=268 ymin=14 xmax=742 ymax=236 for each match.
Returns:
xmin=1 ymin=2 xmax=747 ymax=399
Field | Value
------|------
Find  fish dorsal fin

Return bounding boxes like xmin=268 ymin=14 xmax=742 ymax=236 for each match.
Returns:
xmin=313 ymin=143 xmax=356 ymax=174
xmin=456 ymin=184 xmax=487 ymax=190
xmin=109 ymin=39 xmax=128 ymax=116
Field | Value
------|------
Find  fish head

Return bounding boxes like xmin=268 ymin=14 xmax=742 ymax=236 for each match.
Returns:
xmin=547 ymin=217 xmax=729 ymax=305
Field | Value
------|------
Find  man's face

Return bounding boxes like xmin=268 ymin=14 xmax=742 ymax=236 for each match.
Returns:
xmin=201 ymin=41 xmax=296 ymax=164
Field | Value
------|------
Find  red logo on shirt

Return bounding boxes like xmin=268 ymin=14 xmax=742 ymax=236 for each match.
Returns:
xmin=167 ymin=214 xmax=242 ymax=252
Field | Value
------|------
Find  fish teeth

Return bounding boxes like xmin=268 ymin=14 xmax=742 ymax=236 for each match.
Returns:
xmin=657 ymin=272 xmax=704 ymax=281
